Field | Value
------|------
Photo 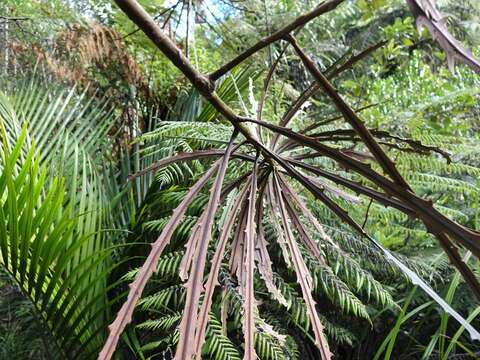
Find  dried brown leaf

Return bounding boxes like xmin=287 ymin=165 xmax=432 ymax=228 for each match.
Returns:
xmin=406 ymin=0 xmax=480 ymax=73
xmin=266 ymin=180 xmax=292 ymax=267
xmin=193 ymin=180 xmax=251 ymax=358
xmin=175 ymin=135 xmax=237 ymax=360
xmin=229 ymin=205 xmax=248 ymax=282
xmin=255 ymin=218 xmax=289 ymax=307
xmin=272 ymin=173 xmax=332 ymax=360
xmin=98 ymin=160 xmax=221 ymax=360
xmin=242 ymin=167 xmax=259 ymax=360
xmin=278 ymin=175 xmax=339 ymax=250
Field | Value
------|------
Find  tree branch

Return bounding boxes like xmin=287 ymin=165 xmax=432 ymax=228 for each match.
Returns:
xmin=208 ymin=0 xmax=346 ymax=81
xmin=244 ymin=117 xmax=480 ymax=257
xmin=286 ymin=34 xmax=411 ymax=190
xmin=271 ymin=41 xmax=385 ymax=150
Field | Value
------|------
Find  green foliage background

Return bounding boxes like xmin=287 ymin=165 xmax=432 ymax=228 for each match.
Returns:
xmin=1 ymin=0 xmax=480 ymax=359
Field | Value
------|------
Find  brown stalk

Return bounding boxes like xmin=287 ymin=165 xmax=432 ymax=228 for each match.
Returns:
xmin=255 ymin=200 xmax=289 ymax=307
xmin=258 ymin=126 xmax=404 ymax=214
xmin=330 ymin=41 xmax=386 ymax=77
xmin=286 ymin=34 xmax=411 ymax=190
xmin=272 ymin=172 xmax=332 ymax=360
xmin=436 ymin=233 xmax=480 ymax=300
xmin=276 ymin=155 xmax=367 ymax=247
xmin=256 ymin=43 xmax=290 ymax=142
xmin=296 ymin=138 xmax=439 ymax=160
xmin=284 ymin=198 xmax=327 ymax=266
xmin=242 ymin=161 xmax=259 ymax=360
xmin=98 ymin=159 xmax=221 ymax=360
xmin=278 ymin=173 xmax=339 ymax=250
xmin=179 ymin=170 xmax=251 ymax=281
xmin=270 ymin=82 xmax=318 ymax=151
xmin=221 ymin=171 xmax=252 ymax=196
xmin=193 ymin=178 xmax=251 ymax=358
xmin=300 ymin=103 xmax=379 ymax=135
xmin=276 ymin=103 xmax=379 ymax=154
xmin=286 ymin=158 xmax=415 ymax=215
xmin=271 ymin=41 xmax=386 ymax=150
xmin=303 ymin=173 xmax=361 ymax=203
xmin=304 ymin=129 xmax=451 ymax=161
xmin=179 ymin=213 xmax=203 ymax=281
xmin=110 ymin=1 xmax=480 ymax=356
xmin=295 ymin=150 xmax=370 ymax=162
xmin=245 ymin=118 xmax=480 ymax=258
xmin=257 ymin=43 xmax=289 ymax=122
xmin=229 ymin=199 xmax=249 ymax=281
xmin=175 ymin=133 xmax=237 ymax=360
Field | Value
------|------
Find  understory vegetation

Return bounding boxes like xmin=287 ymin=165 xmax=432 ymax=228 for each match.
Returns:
xmin=1 ymin=0 xmax=480 ymax=359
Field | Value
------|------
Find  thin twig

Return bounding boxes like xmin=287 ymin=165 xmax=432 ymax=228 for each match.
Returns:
xmin=286 ymin=34 xmax=411 ymax=190
xmin=362 ymin=199 xmax=373 ymax=229
xmin=208 ymin=0 xmax=346 ymax=81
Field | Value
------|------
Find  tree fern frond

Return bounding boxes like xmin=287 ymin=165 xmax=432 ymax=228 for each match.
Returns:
xmin=144 ymin=216 xmax=199 ymax=241
xmin=205 ymin=314 xmax=242 ymax=360
xmin=137 ymin=285 xmax=185 ymax=311
xmin=321 ymin=245 xmax=396 ymax=308
xmin=397 ymin=153 xmax=480 ymax=176
xmin=310 ymin=265 xmax=371 ymax=321
xmin=137 ymin=313 xmax=181 ymax=331
xmin=405 ymin=172 xmax=478 ymax=194
xmin=138 ymin=121 xmax=232 ymax=145
xmin=273 ymin=276 xmax=358 ymax=346
xmin=123 ymin=251 xmax=184 ymax=281
xmin=255 ymin=332 xmax=286 ymax=360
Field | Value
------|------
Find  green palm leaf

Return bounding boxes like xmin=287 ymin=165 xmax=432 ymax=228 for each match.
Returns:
xmin=0 ymin=83 xmax=125 ymax=359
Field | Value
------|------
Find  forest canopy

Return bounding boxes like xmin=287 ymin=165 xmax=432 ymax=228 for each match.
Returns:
xmin=1 ymin=1 xmax=480 ymax=359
